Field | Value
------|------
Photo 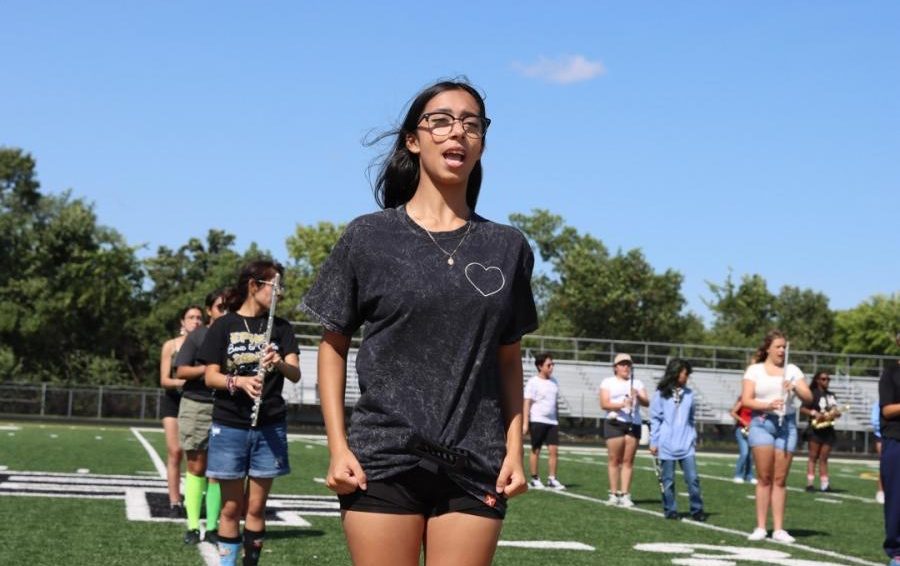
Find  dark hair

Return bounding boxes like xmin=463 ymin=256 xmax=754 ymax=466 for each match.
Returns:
xmin=534 ymin=352 xmax=553 ymax=371
xmin=811 ymin=370 xmax=830 ymax=391
xmin=204 ymin=288 xmax=226 ymax=309
xmin=369 ymin=78 xmax=488 ymax=211
xmin=224 ymin=259 xmax=285 ymax=312
xmin=657 ymin=358 xmax=692 ymax=399
xmin=752 ymin=329 xmax=787 ymax=364
xmin=179 ymin=304 xmax=203 ymax=321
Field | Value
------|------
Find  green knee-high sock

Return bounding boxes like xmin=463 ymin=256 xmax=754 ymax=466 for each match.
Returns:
xmin=184 ymin=473 xmax=207 ymax=530
xmin=205 ymin=479 xmax=222 ymax=531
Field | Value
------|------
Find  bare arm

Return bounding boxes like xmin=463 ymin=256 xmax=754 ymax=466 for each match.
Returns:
xmin=522 ymin=398 xmax=532 ymax=435
xmin=319 ymin=331 xmax=366 ymax=493
xmin=496 ymin=341 xmax=527 ymax=498
xmin=883 ymin=403 xmax=900 ymax=420
xmin=741 ymin=378 xmax=783 ymax=412
xmin=159 ymin=339 xmax=184 ymax=390
xmin=175 ymin=364 xmax=205 ymax=381
xmin=599 ymin=388 xmax=629 ymax=411
xmin=729 ymin=398 xmax=743 ymax=422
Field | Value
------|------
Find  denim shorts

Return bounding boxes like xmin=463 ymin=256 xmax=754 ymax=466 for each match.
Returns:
xmin=748 ymin=412 xmax=798 ymax=453
xmin=206 ymin=421 xmax=290 ymax=479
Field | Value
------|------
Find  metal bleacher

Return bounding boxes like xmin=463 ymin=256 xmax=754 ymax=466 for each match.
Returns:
xmin=287 ymin=323 xmax=893 ymax=432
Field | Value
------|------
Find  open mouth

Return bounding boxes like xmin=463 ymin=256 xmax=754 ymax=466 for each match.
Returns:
xmin=442 ymin=149 xmax=466 ymax=165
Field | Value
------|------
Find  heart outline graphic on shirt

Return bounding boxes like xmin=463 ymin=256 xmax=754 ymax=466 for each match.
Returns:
xmin=464 ymin=262 xmax=506 ymax=297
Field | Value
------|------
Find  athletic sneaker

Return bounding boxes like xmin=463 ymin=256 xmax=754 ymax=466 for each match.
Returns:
xmin=203 ymin=529 xmax=220 ymax=545
xmin=749 ymin=478 xmax=758 ymax=485
xmin=770 ymin=529 xmax=795 ymax=543
xmin=619 ymin=493 xmax=635 ymax=508
xmin=876 ymin=491 xmax=885 ymax=504
xmin=691 ymin=512 xmax=708 ymax=522
xmin=606 ymin=493 xmax=620 ymax=506
xmin=529 ymin=477 xmax=545 ymax=489
xmin=820 ymin=485 xmax=832 ymax=493
xmin=546 ymin=477 xmax=566 ymax=490
xmin=804 ymin=485 xmax=815 ymax=492
xmin=168 ymin=503 xmax=185 ymax=519
xmin=732 ymin=477 xmax=744 ymax=484
xmin=183 ymin=529 xmax=201 ymax=545
xmin=747 ymin=528 xmax=767 ymax=541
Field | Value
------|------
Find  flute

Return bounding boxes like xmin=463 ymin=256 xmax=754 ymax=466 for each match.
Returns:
xmin=778 ymin=342 xmax=791 ymax=427
xmin=250 ymin=273 xmax=281 ymax=428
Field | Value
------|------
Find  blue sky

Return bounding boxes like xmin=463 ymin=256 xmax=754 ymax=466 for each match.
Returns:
xmin=3 ymin=1 xmax=898 ymax=324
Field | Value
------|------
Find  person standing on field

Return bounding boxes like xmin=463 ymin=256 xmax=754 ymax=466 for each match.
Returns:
xmin=523 ymin=353 xmax=565 ymax=490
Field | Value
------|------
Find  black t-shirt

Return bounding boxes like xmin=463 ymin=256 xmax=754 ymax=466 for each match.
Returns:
xmin=803 ymin=387 xmax=837 ymax=424
xmin=301 ymin=206 xmax=538 ymax=512
xmin=879 ymin=363 xmax=900 ymax=441
xmin=197 ymin=312 xmax=300 ymax=428
xmin=174 ymin=327 xmax=213 ymax=403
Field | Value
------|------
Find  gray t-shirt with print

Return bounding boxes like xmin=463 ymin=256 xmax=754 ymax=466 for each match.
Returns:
xmin=301 ymin=206 xmax=538 ymax=513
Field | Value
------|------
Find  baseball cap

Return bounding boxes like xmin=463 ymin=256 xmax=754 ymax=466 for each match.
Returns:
xmin=614 ymin=353 xmax=633 ymax=365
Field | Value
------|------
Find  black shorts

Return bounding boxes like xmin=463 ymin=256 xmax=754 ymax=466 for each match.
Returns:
xmin=603 ymin=419 xmax=641 ymax=439
xmin=338 ymin=466 xmax=504 ymax=520
xmin=806 ymin=425 xmax=837 ymax=446
xmin=529 ymin=422 xmax=559 ymax=450
xmin=160 ymin=390 xmax=181 ymax=419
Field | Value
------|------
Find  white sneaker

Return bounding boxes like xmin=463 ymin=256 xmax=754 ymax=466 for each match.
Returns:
xmin=607 ymin=493 xmax=620 ymax=506
xmin=732 ymin=477 xmax=744 ymax=484
xmin=747 ymin=528 xmax=767 ymax=541
xmin=546 ymin=476 xmax=566 ymax=490
xmin=877 ymin=491 xmax=885 ymax=504
xmin=619 ymin=493 xmax=635 ymax=508
xmin=529 ymin=477 xmax=545 ymax=489
xmin=750 ymin=478 xmax=758 ymax=485
xmin=770 ymin=529 xmax=795 ymax=543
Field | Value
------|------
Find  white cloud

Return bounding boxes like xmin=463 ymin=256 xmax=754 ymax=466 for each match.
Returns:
xmin=513 ymin=54 xmax=606 ymax=84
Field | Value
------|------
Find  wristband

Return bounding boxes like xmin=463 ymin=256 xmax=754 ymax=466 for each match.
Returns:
xmin=226 ymin=374 xmax=236 ymax=396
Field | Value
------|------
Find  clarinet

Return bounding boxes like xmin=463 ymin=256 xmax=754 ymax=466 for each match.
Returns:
xmin=250 ymin=273 xmax=281 ymax=428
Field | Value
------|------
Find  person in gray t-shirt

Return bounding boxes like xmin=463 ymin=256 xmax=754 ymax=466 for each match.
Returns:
xmin=302 ymin=79 xmax=537 ymax=566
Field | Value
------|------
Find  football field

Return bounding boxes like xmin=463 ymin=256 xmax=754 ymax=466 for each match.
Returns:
xmin=0 ymin=421 xmax=887 ymax=565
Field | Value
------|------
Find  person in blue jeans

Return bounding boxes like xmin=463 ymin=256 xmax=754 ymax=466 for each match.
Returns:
xmin=730 ymin=395 xmax=756 ymax=484
xmin=649 ymin=358 xmax=706 ymax=521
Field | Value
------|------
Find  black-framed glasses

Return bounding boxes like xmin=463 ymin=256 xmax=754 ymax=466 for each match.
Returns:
xmin=418 ymin=112 xmax=491 ymax=139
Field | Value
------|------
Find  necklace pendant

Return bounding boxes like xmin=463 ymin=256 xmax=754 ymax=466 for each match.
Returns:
xmin=447 ymin=257 xmax=455 ymax=266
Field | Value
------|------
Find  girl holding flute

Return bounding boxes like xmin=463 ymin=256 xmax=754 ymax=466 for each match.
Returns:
xmin=199 ymin=259 xmax=300 ymax=566
xmin=741 ymin=329 xmax=812 ymax=543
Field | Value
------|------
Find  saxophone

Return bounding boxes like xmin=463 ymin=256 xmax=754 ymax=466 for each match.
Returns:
xmin=812 ymin=404 xmax=850 ymax=430
xmin=250 ymin=273 xmax=281 ymax=428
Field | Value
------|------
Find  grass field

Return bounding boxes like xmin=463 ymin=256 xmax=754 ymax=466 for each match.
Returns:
xmin=0 ymin=420 xmax=888 ymax=565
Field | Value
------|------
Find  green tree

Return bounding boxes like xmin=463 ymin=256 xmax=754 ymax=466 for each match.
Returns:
xmin=775 ymin=286 xmax=834 ymax=351
xmin=704 ymin=272 xmax=775 ymax=347
xmin=0 ymin=148 xmax=145 ymax=383
xmin=284 ymin=221 xmax=345 ymax=319
xmin=510 ymin=209 xmax=693 ymax=342
xmin=834 ymin=294 xmax=900 ymax=356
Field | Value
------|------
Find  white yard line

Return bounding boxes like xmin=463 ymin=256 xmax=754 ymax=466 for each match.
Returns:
xmin=548 ymin=489 xmax=880 ymax=566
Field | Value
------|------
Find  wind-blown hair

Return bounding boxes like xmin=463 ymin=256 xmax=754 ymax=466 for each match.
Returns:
xmin=368 ymin=78 xmax=488 ymax=211
xmin=657 ymin=358 xmax=693 ymax=399
xmin=752 ymin=329 xmax=787 ymax=364
xmin=224 ymin=259 xmax=284 ymax=313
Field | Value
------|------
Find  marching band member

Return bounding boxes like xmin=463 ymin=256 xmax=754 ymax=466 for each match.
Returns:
xmin=729 ymin=394 xmax=756 ymax=484
xmin=742 ymin=330 xmax=812 ymax=543
xmin=800 ymin=371 xmax=841 ymax=492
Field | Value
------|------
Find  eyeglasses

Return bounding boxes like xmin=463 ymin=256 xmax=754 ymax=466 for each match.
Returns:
xmin=418 ymin=112 xmax=491 ymax=139
xmin=256 ymin=279 xmax=286 ymax=295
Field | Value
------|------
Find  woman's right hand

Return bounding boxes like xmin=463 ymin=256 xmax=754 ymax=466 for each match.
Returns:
xmin=238 ymin=375 xmax=263 ymax=399
xmin=768 ymin=398 xmax=785 ymax=411
xmin=326 ymin=448 xmax=367 ymax=494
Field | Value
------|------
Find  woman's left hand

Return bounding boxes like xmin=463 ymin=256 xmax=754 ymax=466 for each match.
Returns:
xmin=496 ymin=454 xmax=527 ymax=499
xmin=260 ymin=344 xmax=282 ymax=373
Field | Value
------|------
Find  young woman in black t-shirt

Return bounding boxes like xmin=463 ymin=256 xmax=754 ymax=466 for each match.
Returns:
xmin=198 ymin=260 xmax=300 ymax=566
xmin=159 ymin=305 xmax=203 ymax=517
xmin=799 ymin=371 xmax=841 ymax=492
xmin=303 ymin=79 xmax=537 ymax=566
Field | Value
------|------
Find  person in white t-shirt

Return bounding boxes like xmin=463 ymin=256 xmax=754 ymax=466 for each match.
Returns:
xmin=741 ymin=329 xmax=812 ymax=544
xmin=523 ymin=353 xmax=565 ymax=490
xmin=599 ymin=353 xmax=649 ymax=507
